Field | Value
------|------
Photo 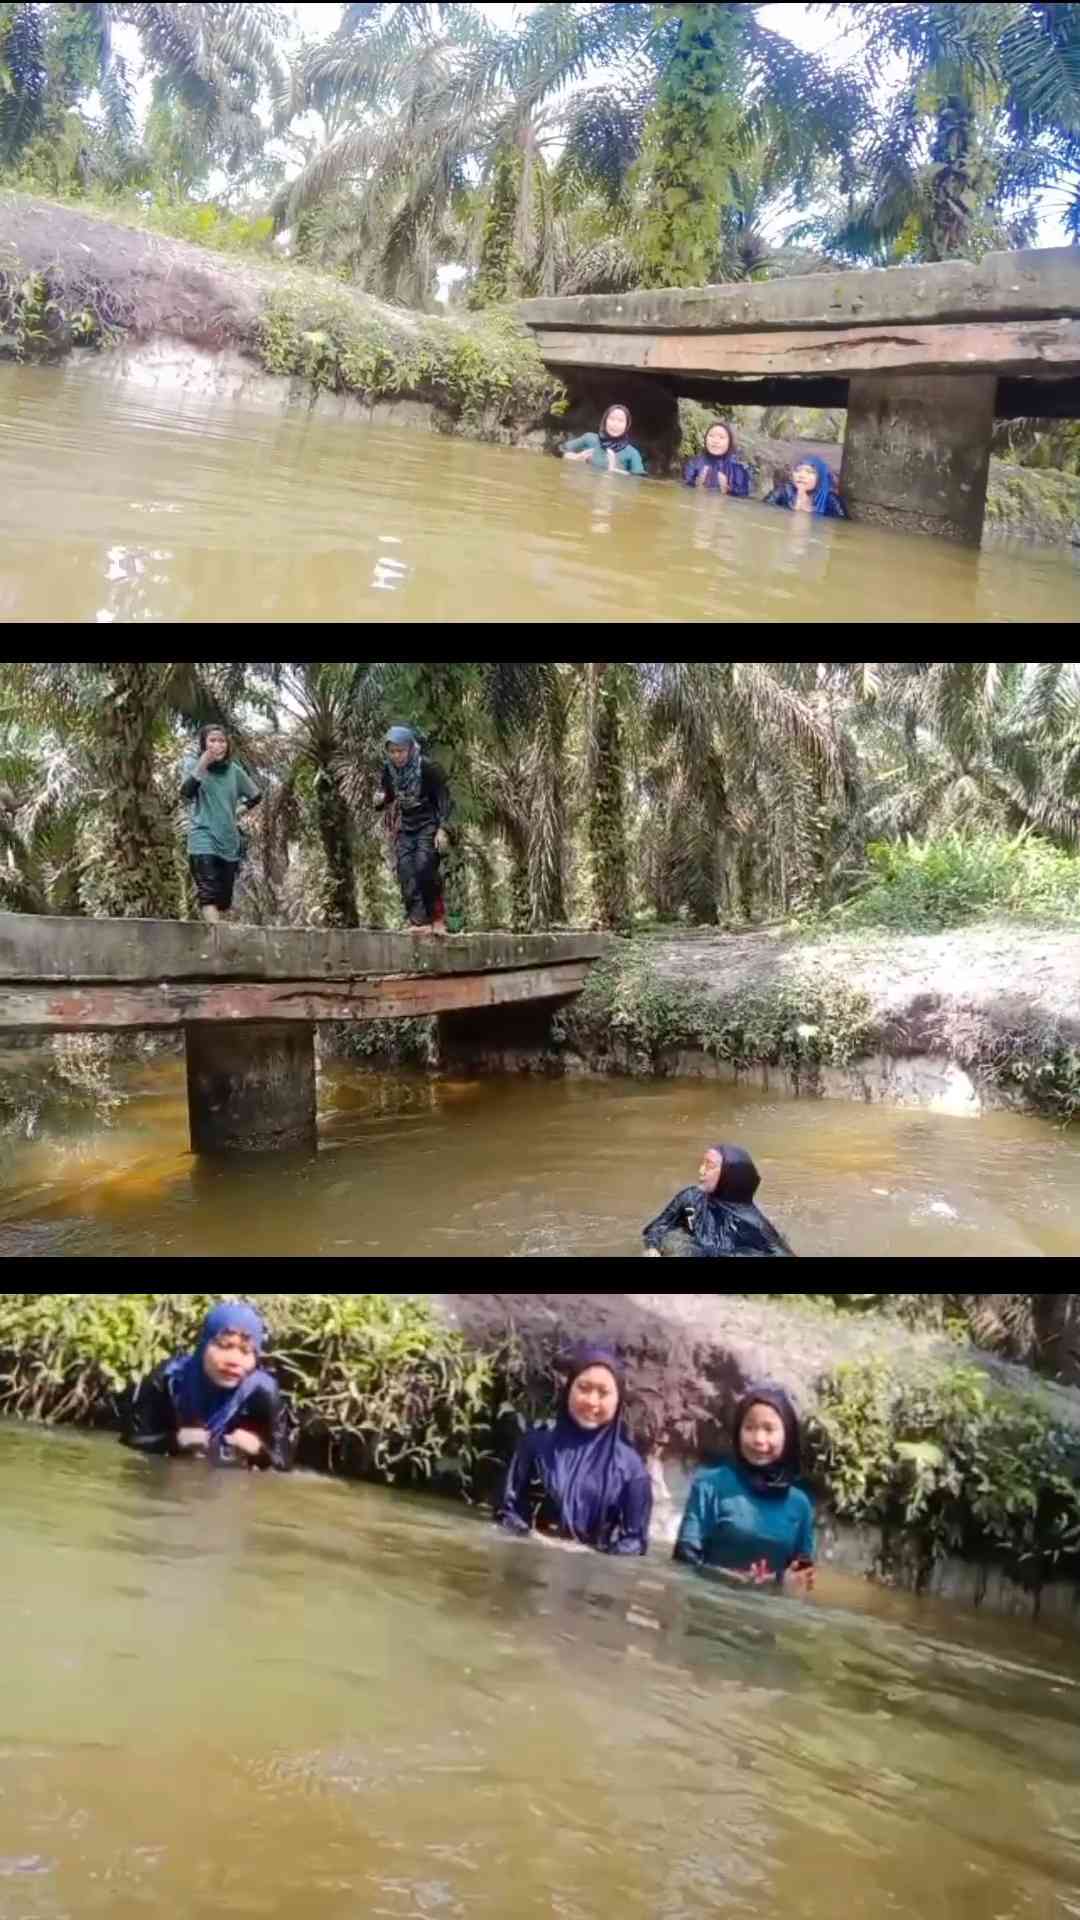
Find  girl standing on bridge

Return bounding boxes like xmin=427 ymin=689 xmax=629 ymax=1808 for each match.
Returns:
xmin=683 ymin=420 xmax=751 ymax=496
xmin=765 ymin=455 xmax=847 ymax=518
xmin=374 ymin=726 xmax=454 ymax=937
xmin=180 ymin=724 xmax=262 ymax=924
xmin=560 ymin=404 xmax=646 ymax=476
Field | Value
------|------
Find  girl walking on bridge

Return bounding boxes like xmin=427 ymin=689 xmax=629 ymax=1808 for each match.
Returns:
xmin=374 ymin=726 xmax=454 ymax=936
xmin=180 ymin=724 xmax=262 ymax=924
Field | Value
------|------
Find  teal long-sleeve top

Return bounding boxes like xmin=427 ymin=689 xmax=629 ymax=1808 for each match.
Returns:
xmin=674 ymin=1461 xmax=815 ymax=1581
xmin=563 ymin=432 xmax=646 ymax=475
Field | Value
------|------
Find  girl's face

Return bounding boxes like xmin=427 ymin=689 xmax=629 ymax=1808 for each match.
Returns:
xmin=203 ymin=1330 xmax=258 ymax=1390
xmin=604 ymin=407 xmax=629 ymax=439
xmin=706 ymin=425 xmax=731 ymax=458
xmin=793 ymin=464 xmax=818 ymax=493
xmin=739 ymin=1403 xmax=787 ymax=1469
xmin=699 ymin=1148 xmax=724 ymax=1194
xmin=205 ymin=728 xmax=229 ymax=760
xmin=569 ymin=1366 xmax=620 ymax=1431
xmin=387 ymin=743 xmax=411 ymax=768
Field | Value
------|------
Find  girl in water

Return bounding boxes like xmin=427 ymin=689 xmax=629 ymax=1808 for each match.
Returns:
xmin=675 ymin=1384 xmax=815 ymax=1595
xmin=560 ymin=405 xmax=646 ymax=476
xmin=642 ymin=1143 xmax=794 ymax=1258
xmin=496 ymin=1343 xmax=653 ymax=1555
xmin=122 ymin=1303 xmax=294 ymax=1471
xmin=766 ymin=454 xmax=847 ymax=518
xmin=682 ymin=420 xmax=751 ymax=497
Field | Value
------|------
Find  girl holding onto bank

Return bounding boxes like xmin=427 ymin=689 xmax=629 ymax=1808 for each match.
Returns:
xmin=765 ymin=454 xmax=848 ymax=518
xmin=675 ymin=1384 xmax=815 ymax=1596
xmin=560 ymin=404 xmax=646 ymax=476
xmin=682 ymin=420 xmax=751 ymax=497
xmin=496 ymin=1343 xmax=653 ymax=1555
xmin=121 ymin=1303 xmax=295 ymax=1471
xmin=642 ymin=1143 xmax=795 ymax=1258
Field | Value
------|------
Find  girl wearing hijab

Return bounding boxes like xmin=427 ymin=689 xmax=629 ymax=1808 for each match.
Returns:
xmin=675 ymin=1384 xmax=815 ymax=1595
xmin=121 ymin=1303 xmax=294 ymax=1471
xmin=374 ymin=725 xmax=454 ymax=936
xmin=496 ymin=1343 xmax=653 ymax=1555
xmin=642 ymin=1143 xmax=795 ymax=1258
xmin=179 ymin=723 xmax=263 ymax=924
xmin=765 ymin=454 xmax=847 ymax=518
xmin=682 ymin=420 xmax=751 ymax=497
xmin=560 ymin=404 xmax=646 ymax=476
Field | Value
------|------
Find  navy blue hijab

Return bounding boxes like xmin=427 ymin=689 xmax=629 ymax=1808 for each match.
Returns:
xmin=770 ymin=454 xmax=842 ymax=516
xmin=532 ymin=1344 xmax=634 ymax=1544
xmin=166 ymin=1303 xmax=274 ymax=1443
xmin=733 ymin=1381 xmax=802 ymax=1494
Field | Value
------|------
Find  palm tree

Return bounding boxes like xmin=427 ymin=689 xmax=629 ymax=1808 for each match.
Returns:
xmin=0 ymin=1 xmax=49 ymax=164
xmin=121 ymin=1 xmax=285 ymax=189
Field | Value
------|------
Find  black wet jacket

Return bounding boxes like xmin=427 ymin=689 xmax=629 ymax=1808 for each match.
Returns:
xmin=643 ymin=1147 xmax=795 ymax=1258
xmin=378 ymin=759 xmax=453 ymax=836
xmin=121 ymin=1363 xmax=296 ymax=1471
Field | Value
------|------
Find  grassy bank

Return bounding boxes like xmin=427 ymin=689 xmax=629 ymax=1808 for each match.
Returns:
xmin=3 ymin=1291 xmax=1079 ymax=1595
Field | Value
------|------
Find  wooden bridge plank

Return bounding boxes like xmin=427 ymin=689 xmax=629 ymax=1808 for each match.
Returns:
xmin=534 ymin=317 xmax=1080 ymax=381
xmin=0 ymin=963 xmax=592 ymax=1032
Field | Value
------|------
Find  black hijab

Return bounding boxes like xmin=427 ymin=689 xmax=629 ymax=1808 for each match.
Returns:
xmin=197 ymin=724 xmax=231 ymax=768
xmin=733 ymin=1382 xmax=802 ymax=1494
xmin=599 ymin=404 xmax=632 ymax=454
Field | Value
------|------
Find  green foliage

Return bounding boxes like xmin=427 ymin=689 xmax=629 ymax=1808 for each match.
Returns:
xmin=810 ymin=1357 xmax=1080 ymax=1586
xmin=0 ymin=1291 xmax=521 ymax=1491
xmin=633 ymin=2 xmax=744 ymax=288
xmin=833 ymin=831 xmax=1080 ymax=933
xmin=561 ymin=945 xmax=875 ymax=1073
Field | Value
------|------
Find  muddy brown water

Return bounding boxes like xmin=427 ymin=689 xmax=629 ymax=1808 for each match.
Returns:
xmin=1 ymin=1421 xmax=1080 ymax=1920
xmin=2 ymin=365 xmax=1079 ymax=622
xmin=2 ymin=1056 xmax=1080 ymax=1257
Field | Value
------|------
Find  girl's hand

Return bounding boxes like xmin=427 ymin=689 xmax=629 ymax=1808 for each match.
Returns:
xmin=226 ymin=1428 xmax=265 ymax=1460
xmin=177 ymin=1427 xmax=210 ymax=1452
xmin=563 ymin=448 xmax=590 ymax=463
xmin=644 ymin=1247 xmax=662 ymax=1259
xmin=783 ymin=1561 xmax=816 ymax=1599
xmin=434 ymin=828 xmax=450 ymax=855
xmin=606 ymin=449 xmax=618 ymax=472
xmin=716 ymin=472 xmax=729 ymax=495
xmin=722 ymin=1560 xmax=774 ymax=1587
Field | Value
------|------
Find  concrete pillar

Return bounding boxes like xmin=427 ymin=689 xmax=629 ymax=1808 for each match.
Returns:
xmin=841 ymin=371 xmax=998 ymax=545
xmin=185 ymin=1022 xmax=317 ymax=1154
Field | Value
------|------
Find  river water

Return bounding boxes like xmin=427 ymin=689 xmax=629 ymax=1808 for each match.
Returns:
xmin=2 ymin=1423 xmax=1079 ymax=1920
xmin=2 ymin=365 xmax=1078 ymax=623
xmin=2 ymin=1053 xmax=1080 ymax=1257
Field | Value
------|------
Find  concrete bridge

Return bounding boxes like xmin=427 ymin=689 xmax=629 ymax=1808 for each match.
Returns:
xmin=0 ymin=913 xmax=608 ymax=1154
xmin=521 ymin=246 xmax=1080 ymax=545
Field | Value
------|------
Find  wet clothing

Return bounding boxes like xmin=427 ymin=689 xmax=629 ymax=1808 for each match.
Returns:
xmin=683 ymin=423 xmax=751 ymax=496
xmin=675 ymin=1462 xmax=815 ymax=1578
xmin=643 ymin=1143 xmax=793 ymax=1258
xmin=189 ymin=853 xmax=238 ymax=911
xmin=496 ymin=1343 xmax=652 ymax=1555
xmin=563 ymin=432 xmax=646 ymax=476
xmin=180 ymin=755 xmax=261 ymax=862
xmin=121 ymin=1303 xmax=294 ymax=1471
xmin=765 ymin=454 xmax=847 ymax=518
xmin=377 ymin=751 xmax=453 ymax=927
xmin=675 ymin=1383 xmax=814 ymax=1581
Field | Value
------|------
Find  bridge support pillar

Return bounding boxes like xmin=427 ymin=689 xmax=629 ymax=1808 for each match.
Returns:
xmin=841 ymin=371 xmax=997 ymax=545
xmin=185 ymin=1021 xmax=317 ymax=1154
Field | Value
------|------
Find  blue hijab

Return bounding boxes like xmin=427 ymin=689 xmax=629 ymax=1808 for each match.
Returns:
xmin=167 ymin=1303 xmax=273 ymax=1443
xmin=771 ymin=454 xmax=841 ymax=516
xmin=531 ymin=1344 xmax=636 ymax=1545
xmin=385 ymin=725 xmax=424 ymax=805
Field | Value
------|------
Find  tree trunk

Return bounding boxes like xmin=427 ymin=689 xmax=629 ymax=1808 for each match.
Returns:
xmin=95 ymin=662 xmax=180 ymax=919
xmin=1032 ymin=1293 xmax=1080 ymax=1386
xmin=314 ymin=766 xmax=357 ymax=928
xmin=588 ymin=664 xmax=631 ymax=932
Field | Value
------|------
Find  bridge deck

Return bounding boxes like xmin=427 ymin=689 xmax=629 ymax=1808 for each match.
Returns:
xmin=0 ymin=914 xmax=608 ymax=1031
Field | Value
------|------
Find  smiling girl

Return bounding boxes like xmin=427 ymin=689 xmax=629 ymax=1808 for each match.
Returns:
xmin=122 ymin=1303 xmax=295 ymax=1472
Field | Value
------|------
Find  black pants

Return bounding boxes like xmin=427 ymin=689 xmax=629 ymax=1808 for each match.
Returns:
xmin=396 ymin=826 xmax=441 ymax=925
xmin=189 ymin=854 xmax=238 ymax=911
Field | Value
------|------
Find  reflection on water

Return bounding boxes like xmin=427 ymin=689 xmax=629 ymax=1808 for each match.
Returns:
xmin=2 ymin=1057 xmax=1080 ymax=1257
xmin=1 ymin=1423 xmax=1079 ymax=1920
xmin=2 ymin=364 xmax=1078 ymax=622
